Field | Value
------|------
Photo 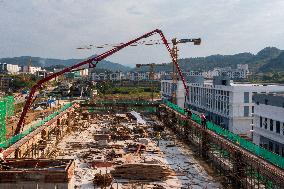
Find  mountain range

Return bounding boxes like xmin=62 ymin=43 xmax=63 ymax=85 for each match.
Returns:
xmin=1 ymin=47 xmax=284 ymax=73
xmin=0 ymin=55 xmax=131 ymax=72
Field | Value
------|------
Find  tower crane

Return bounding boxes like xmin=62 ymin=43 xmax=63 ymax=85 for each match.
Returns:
xmin=78 ymin=37 xmax=201 ymax=103
xmin=14 ymin=29 xmax=198 ymax=136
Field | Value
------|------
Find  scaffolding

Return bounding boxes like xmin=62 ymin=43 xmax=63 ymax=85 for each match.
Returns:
xmin=163 ymin=100 xmax=284 ymax=169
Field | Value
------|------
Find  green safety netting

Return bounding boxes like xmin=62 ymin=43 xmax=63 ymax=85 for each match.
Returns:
xmin=0 ymin=102 xmax=74 ymax=149
xmin=88 ymin=106 xmax=157 ymax=113
xmin=163 ymin=100 xmax=284 ymax=169
xmin=93 ymin=100 xmax=161 ymax=105
xmin=0 ymin=96 xmax=15 ymax=142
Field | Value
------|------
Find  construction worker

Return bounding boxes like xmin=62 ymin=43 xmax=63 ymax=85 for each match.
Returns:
xmin=201 ymin=114 xmax=207 ymax=129
xmin=0 ymin=148 xmax=6 ymax=170
xmin=0 ymin=148 xmax=4 ymax=162
xmin=185 ymin=108 xmax=192 ymax=119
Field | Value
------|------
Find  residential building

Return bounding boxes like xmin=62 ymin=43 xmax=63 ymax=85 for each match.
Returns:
xmin=0 ymin=76 xmax=12 ymax=92
xmin=203 ymin=64 xmax=249 ymax=79
xmin=91 ymin=72 xmax=108 ymax=81
xmin=109 ymin=72 xmax=125 ymax=81
xmin=184 ymin=76 xmax=284 ymax=137
xmin=129 ymin=72 xmax=150 ymax=81
xmin=253 ymin=93 xmax=284 ymax=156
xmin=0 ymin=63 xmax=20 ymax=74
xmin=22 ymin=66 xmax=42 ymax=74
xmin=35 ymin=70 xmax=48 ymax=78
xmin=78 ymin=68 xmax=89 ymax=77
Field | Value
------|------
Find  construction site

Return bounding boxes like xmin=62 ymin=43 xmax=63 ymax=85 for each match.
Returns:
xmin=0 ymin=29 xmax=284 ymax=189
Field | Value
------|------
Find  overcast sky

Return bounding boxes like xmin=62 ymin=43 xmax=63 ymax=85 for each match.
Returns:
xmin=1 ymin=0 xmax=284 ymax=67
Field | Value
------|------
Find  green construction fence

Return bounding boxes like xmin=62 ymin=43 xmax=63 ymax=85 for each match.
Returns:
xmin=163 ymin=100 xmax=284 ymax=170
xmin=0 ymin=96 xmax=15 ymax=143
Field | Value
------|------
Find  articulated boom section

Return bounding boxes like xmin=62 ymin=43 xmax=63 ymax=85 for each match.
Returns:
xmin=14 ymin=29 xmax=188 ymax=136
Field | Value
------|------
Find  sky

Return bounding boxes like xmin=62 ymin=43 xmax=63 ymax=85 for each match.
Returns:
xmin=1 ymin=0 xmax=284 ymax=67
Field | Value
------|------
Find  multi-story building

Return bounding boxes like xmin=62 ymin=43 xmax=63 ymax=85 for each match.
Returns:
xmin=253 ymin=93 xmax=284 ymax=156
xmin=35 ymin=70 xmax=48 ymax=78
xmin=0 ymin=63 xmax=20 ymax=74
xmin=203 ymin=64 xmax=249 ymax=79
xmin=91 ymin=72 xmax=108 ymax=81
xmin=0 ymin=76 xmax=13 ymax=92
xmin=22 ymin=66 xmax=42 ymax=74
xmin=109 ymin=72 xmax=125 ymax=81
xmin=184 ymin=76 xmax=284 ymax=137
xmin=129 ymin=72 xmax=150 ymax=81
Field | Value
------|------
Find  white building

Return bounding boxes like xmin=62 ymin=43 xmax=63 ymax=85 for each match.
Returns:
xmin=22 ymin=66 xmax=42 ymax=74
xmin=161 ymin=80 xmax=186 ymax=109
xmin=253 ymin=93 xmax=284 ymax=156
xmin=109 ymin=72 xmax=124 ymax=81
xmin=185 ymin=77 xmax=284 ymax=137
xmin=0 ymin=63 xmax=20 ymax=74
xmin=78 ymin=68 xmax=89 ymax=76
xmin=203 ymin=64 xmax=249 ymax=79
xmin=129 ymin=72 xmax=150 ymax=81
xmin=91 ymin=73 xmax=108 ymax=81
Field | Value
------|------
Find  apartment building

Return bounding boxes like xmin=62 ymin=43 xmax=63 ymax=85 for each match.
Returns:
xmin=22 ymin=65 xmax=42 ymax=74
xmin=0 ymin=63 xmax=20 ymax=74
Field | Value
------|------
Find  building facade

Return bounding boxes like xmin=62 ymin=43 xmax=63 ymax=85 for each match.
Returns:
xmin=0 ymin=63 xmax=20 ymax=74
xmin=253 ymin=93 xmax=284 ymax=156
xmin=185 ymin=77 xmax=284 ymax=137
xmin=22 ymin=66 xmax=42 ymax=74
xmin=202 ymin=64 xmax=249 ymax=79
xmin=160 ymin=80 xmax=185 ymax=108
xmin=0 ymin=76 xmax=13 ymax=92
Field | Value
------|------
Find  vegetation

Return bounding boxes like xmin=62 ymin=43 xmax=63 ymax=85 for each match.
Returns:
xmin=94 ymin=82 xmax=160 ymax=100
xmin=10 ymin=74 xmax=40 ymax=91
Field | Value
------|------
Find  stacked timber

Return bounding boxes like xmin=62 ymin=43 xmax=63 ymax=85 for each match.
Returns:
xmin=110 ymin=163 xmax=174 ymax=181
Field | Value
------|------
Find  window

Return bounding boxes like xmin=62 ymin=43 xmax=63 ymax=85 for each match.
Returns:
xmin=244 ymin=92 xmax=249 ymax=103
xmin=264 ymin=118 xmax=268 ymax=129
xmin=269 ymin=141 xmax=273 ymax=151
xmin=265 ymin=99 xmax=268 ymax=105
xmin=276 ymin=121 xmax=280 ymax=133
xmin=256 ymin=101 xmax=259 ymax=105
xmin=244 ymin=106 xmax=249 ymax=117
xmin=275 ymin=144 xmax=280 ymax=155
xmin=252 ymin=106 xmax=254 ymax=113
xmin=260 ymin=116 xmax=262 ymax=128
xmin=270 ymin=119 xmax=274 ymax=131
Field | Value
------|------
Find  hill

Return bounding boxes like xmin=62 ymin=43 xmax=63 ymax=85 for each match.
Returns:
xmin=134 ymin=47 xmax=284 ymax=74
xmin=0 ymin=56 xmax=131 ymax=72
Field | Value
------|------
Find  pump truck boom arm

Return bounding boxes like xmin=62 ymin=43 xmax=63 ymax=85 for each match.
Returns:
xmin=14 ymin=29 xmax=189 ymax=136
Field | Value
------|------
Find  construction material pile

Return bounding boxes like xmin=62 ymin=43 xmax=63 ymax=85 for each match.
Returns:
xmin=110 ymin=163 xmax=174 ymax=181
xmin=93 ymin=173 xmax=113 ymax=187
